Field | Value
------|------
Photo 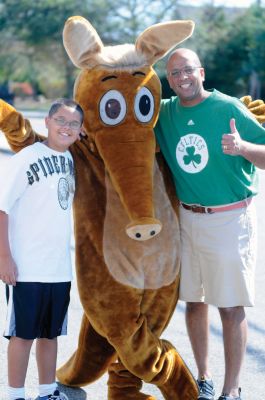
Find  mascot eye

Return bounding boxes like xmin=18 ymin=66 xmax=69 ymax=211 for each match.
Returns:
xmin=99 ymin=90 xmax=126 ymax=126
xmin=134 ymin=87 xmax=154 ymax=123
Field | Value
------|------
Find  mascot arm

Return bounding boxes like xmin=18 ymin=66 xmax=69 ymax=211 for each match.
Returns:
xmin=0 ymin=99 xmax=44 ymax=152
xmin=240 ymin=95 xmax=265 ymax=124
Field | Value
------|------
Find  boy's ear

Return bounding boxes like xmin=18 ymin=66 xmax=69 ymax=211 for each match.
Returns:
xmin=44 ymin=116 xmax=49 ymax=129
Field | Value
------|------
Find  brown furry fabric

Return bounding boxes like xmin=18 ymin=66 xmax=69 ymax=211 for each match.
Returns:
xmin=0 ymin=17 xmax=200 ymax=399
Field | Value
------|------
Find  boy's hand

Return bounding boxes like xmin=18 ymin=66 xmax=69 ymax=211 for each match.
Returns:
xmin=0 ymin=255 xmax=18 ymax=285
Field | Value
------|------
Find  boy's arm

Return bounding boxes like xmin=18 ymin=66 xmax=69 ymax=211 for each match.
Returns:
xmin=0 ymin=99 xmax=45 ymax=153
xmin=0 ymin=210 xmax=17 ymax=285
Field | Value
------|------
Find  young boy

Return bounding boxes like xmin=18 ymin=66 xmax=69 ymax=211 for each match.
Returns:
xmin=0 ymin=98 xmax=84 ymax=400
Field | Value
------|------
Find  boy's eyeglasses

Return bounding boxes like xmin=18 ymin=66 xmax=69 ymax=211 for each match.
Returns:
xmin=168 ymin=66 xmax=202 ymax=78
xmin=52 ymin=117 xmax=81 ymax=130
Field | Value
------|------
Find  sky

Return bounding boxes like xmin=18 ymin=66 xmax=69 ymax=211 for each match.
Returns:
xmin=185 ymin=0 xmax=264 ymax=7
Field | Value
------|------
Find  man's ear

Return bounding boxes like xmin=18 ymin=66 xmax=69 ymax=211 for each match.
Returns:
xmin=200 ymin=67 xmax=205 ymax=82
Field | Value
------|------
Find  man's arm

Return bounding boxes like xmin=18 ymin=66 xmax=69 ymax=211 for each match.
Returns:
xmin=222 ymin=118 xmax=265 ymax=169
xmin=0 ymin=210 xmax=17 ymax=285
xmin=237 ymin=141 xmax=265 ymax=169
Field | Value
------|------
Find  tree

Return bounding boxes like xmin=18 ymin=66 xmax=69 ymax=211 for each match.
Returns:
xmin=204 ymin=4 xmax=265 ymax=98
xmin=0 ymin=0 xmax=115 ymax=97
xmin=1 ymin=1 xmax=265 ymax=100
xmin=158 ymin=4 xmax=231 ymax=97
xmin=108 ymin=0 xmax=182 ymax=43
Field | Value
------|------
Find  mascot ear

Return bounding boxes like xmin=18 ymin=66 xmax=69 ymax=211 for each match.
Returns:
xmin=63 ymin=16 xmax=103 ymax=69
xmin=135 ymin=20 xmax=195 ymax=65
xmin=241 ymin=95 xmax=265 ymax=124
xmin=63 ymin=17 xmax=194 ymax=69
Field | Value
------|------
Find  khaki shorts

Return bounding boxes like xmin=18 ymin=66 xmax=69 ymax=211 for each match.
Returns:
xmin=179 ymin=201 xmax=257 ymax=307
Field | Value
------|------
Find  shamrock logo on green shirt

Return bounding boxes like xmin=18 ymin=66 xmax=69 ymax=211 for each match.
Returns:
xmin=183 ymin=146 xmax=201 ymax=168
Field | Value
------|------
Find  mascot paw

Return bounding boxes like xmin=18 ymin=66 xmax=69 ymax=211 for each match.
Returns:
xmin=241 ymin=95 xmax=265 ymax=124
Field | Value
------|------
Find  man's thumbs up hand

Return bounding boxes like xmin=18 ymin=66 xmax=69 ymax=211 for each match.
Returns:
xmin=230 ymin=118 xmax=237 ymax=133
xmin=222 ymin=118 xmax=242 ymax=155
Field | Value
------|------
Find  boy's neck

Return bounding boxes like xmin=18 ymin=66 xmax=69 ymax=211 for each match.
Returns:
xmin=42 ymin=139 xmax=68 ymax=153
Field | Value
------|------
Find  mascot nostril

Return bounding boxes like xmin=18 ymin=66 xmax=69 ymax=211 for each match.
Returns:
xmin=126 ymin=221 xmax=162 ymax=241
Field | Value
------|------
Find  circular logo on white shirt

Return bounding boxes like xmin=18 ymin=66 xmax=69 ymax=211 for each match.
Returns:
xmin=176 ymin=133 xmax=208 ymax=173
xmin=58 ymin=178 xmax=70 ymax=210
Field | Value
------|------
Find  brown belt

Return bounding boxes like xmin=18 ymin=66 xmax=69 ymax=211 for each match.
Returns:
xmin=180 ymin=197 xmax=252 ymax=214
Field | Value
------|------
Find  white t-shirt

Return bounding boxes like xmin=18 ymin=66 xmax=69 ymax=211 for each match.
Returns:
xmin=0 ymin=142 xmax=74 ymax=282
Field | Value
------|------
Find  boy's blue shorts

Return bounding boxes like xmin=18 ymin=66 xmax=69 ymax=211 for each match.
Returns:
xmin=4 ymin=281 xmax=71 ymax=340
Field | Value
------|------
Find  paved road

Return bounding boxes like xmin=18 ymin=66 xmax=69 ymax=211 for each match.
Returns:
xmin=0 ymin=113 xmax=265 ymax=399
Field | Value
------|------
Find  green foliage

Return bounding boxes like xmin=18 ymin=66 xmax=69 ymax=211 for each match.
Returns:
xmin=0 ymin=0 xmax=265 ymax=99
xmin=159 ymin=75 xmax=174 ymax=99
xmin=200 ymin=4 xmax=265 ymax=98
xmin=0 ymin=0 xmax=114 ymax=97
xmin=0 ymin=0 xmax=88 ymax=43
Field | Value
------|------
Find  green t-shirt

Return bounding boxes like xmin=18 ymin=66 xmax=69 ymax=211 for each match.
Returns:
xmin=155 ymin=89 xmax=265 ymax=206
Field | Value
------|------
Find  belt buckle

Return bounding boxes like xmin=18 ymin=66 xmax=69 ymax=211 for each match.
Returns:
xmin=191 ymin=205 xmax=201 ymax=213
xmin=192 ymin=205 xmax=207 ymax=213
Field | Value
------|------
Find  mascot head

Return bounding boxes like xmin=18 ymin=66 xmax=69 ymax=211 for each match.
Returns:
xmin=63 ymin=16 xmax=194 ymax=240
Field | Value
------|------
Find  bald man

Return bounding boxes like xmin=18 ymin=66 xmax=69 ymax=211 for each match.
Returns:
xmin=155 ymin=48 xmax=265 ymax=400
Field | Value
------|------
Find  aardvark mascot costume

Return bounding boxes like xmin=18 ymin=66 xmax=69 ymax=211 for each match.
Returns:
xmin=0 ymin=17 xmax=198 ymax=400
xmin=1 ymin=16 xmax=265 ymax=400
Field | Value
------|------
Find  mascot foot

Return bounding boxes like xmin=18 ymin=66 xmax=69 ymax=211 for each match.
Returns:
xmin=157 ymin=349 xmax=198 ymax=400
xmin=56 ymin=315 xmax=116 ymax=386
xmin=109 ymin=388 xmax=156 ymax=400
xmin=108 ymin=362 xmax=156 ymax=400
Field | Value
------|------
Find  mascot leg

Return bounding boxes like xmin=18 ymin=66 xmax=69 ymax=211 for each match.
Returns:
xmin=156 ymin=340 xmax=199 ymax=400
xmin=104 ymin=283 xmax=199 ymax=400
xmin=111 ymin=336 xmax=198 ymax=400
xmin=56 ymin=314 xmax=117 ymax=386
xmin=108 ymin=360 xmax=156 ymax=400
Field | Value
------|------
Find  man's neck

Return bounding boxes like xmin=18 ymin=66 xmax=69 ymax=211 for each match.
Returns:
xmin=180 ymin=89 xmax=211 ymax=107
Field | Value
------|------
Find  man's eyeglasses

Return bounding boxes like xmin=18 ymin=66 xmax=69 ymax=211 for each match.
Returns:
xmin=168 ymin=66 xmax=202 ymax=78
xmin=52 ymin=117 xmax=81 ymax=130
